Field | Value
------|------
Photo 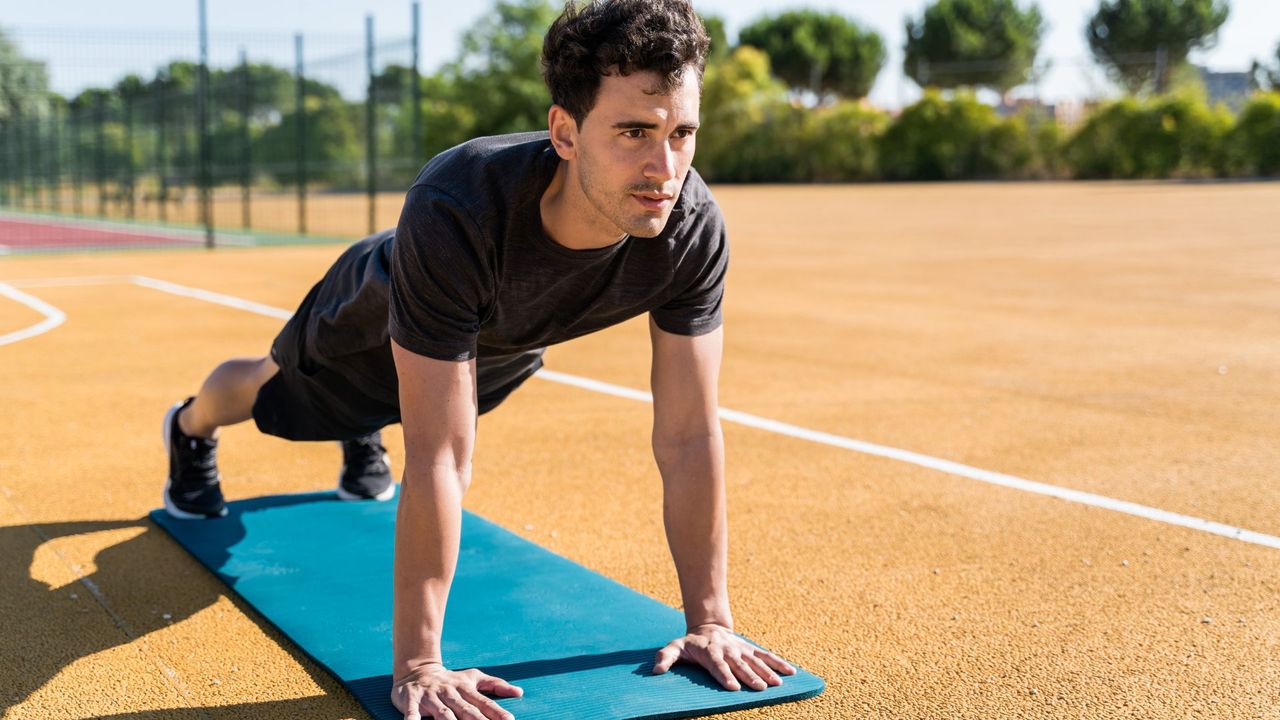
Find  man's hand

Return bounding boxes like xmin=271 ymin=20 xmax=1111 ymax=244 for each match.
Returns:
xmin=391 ymin=662 xmax=523 ymax=720
xmin=651 ymin=623 xmax=797 ymax=691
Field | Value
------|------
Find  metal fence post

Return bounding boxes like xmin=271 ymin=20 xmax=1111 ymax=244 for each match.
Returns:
xmin=295 ymin=32 xmax=307 ymax=236
xmin=50 ymin=107 xmax=62 ymax=213
xmin=15 ymin=115 xmax=26 ymax=210
xmin=0 ymin=122 xmax=8 ymax=207
xmin=240 ymin=47 xmax=252 ymax=229
xmin=34 ymin=113 xmax=46 ymax=210
xmin=33 ymin=114 xmax=46 ymax=209
xmin=1154 ymin=45 xmax=1168 ymax=95
xmin=71 ymin=106 xmax=83 ymax=216
xmin=28 ymin=115 xmax=39 ymax=210
xmin=33 ymin=113 xmax=46 ymax=210
xmin=197 ymin=0 xmax=214 ymax=247
xmin=0 ymin=122 xmax=10 ymax=208
xmin=366 ymin=14 xmax=377 ymax=235
xmin=124 ymin=94 xmax=136 ymax=219
xmin=412 ymin=1 xmax=422 ymax=165
xmin=95 ymin=96 xmax=106 ymax=217
xmin=156 ymin=70 xmax=168 ymax=223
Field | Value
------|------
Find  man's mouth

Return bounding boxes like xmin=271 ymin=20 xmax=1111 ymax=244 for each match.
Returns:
xmin=632 ymin=193 xmax=673 ymax=211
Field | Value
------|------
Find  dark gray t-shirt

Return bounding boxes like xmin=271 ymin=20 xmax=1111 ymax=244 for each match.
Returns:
xmin=286 ymin=131 xmax=727 ymax=416
xmin=388 ymin=131 xmax=728 ymax=362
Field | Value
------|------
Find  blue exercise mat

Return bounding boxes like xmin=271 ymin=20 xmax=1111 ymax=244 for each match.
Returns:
xmin=150 ymin=491 xmax=824 ymax=719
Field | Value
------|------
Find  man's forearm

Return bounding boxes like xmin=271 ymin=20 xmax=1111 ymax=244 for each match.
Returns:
xmin=655 ymin=430 xmax=732 ymax=631
xmin=392 ymin=463 xmax=469 ymax=677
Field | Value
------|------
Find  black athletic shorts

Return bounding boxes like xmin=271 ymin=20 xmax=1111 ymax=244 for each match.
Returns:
xmin=251 ymin=276 xmax=545 ymax=441
xmin=252 ymin=345 xmax=545 ymax=442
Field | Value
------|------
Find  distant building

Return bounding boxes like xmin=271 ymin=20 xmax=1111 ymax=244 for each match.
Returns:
xmin=1050 ymin=100 xmax=1091 ymax=130
xmin=1197 ymin=67 xmax=1251 ymax=111
xmin=996 ymin=97 xmax=1095 ymax=130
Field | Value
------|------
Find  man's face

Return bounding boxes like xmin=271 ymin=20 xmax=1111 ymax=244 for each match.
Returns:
xmin=572 ymin=67 xmax=701 ymax=239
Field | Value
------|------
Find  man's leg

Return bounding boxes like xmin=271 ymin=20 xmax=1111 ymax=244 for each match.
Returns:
xmin=164 ymin=353 xmax=395 ymax=518
xmin=179 ymin=355 xmax=279 ymax=438
xmin=163 ymin=355 xmax=278 ymax=519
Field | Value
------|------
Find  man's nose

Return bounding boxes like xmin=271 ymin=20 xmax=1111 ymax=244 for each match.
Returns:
xmin=644 ymin=141 xmax=677 ymax=183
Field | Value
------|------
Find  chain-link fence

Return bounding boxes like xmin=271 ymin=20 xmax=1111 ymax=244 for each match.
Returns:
xmin=1 ymin=8 xmax=1275 ymax=252
xmin=0 ymin=6 xmax=424 ymax=253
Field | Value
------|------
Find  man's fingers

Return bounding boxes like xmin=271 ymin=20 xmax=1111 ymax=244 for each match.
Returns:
xmin=726 ymin=653 xmax=767 ymax=691
xmin=459 ymin=685 xmax=515 ymax=720
xmin=396 ymin=685 xmax=425 ymax=720
xmin=474 ymin=672 xmax=523 ymax=698
xmin=402 ymin=695 xmax=423 ymax=720
xmin=652 ymin=644 xmax=681 ymax=674
xmin=440 ymin=687 xmax=486 ymax=720
xmin=756 ymin=650 xmax=796 ymax=675
xmin=710 ymin=656 xmax=740 ymax=691
xmin=418 ymin=694 xmax=451 ymax=720
xmin=742 ymin=652 xmax=782 ymax=687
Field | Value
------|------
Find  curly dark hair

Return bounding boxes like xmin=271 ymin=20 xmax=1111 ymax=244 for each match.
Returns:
xmin=541 ymin=0 xmax=711 ymax=125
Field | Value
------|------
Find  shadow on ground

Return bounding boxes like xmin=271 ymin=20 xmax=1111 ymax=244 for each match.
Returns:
xmin=0 ymin=510 xmax=363 ymax=719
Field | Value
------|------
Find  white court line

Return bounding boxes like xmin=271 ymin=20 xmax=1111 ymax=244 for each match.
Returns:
xmin=10 ymin=274 xmax=1280 ymax=551
xmin=0 ymin=281 xmax=68 ymax=347
xmin=130 ymin=275 xmax=292 ymax=320
xmin=536 ymin=370 xmax=1280 ymax=550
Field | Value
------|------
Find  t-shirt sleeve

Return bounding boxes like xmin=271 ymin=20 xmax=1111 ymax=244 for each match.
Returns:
xmin=388 ymin=184 xmax=493 ymax=361
xmin=650 ymin=205 xmax=729 ymax=337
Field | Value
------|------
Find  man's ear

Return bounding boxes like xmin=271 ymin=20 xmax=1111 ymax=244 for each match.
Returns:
xmin=547 ymin=104 xmax=579 ymax=161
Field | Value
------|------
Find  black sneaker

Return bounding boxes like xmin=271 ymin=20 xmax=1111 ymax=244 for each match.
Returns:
xmin=162 ymin=398 xmax=227 ymax=519
xmin=337 ymin=431 xmax=395 ymax=501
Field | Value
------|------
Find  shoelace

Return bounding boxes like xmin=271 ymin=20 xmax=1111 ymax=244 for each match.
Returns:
xmin=184 ymin=437 xmax=219 ymax=479
xmin=344 ymin=438 xmax=388 ymax=472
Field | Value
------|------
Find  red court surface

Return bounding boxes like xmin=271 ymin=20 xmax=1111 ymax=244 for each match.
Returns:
xmin=0 ymin=216 xmax=206 ymax=253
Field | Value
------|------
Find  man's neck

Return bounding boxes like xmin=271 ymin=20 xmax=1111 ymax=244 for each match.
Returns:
xmin=539 ymin=161 xmax=628 ymax=251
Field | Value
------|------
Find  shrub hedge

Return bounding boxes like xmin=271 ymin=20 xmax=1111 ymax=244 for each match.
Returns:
xmin=694 ymin=89 xmax=1280 ymax=183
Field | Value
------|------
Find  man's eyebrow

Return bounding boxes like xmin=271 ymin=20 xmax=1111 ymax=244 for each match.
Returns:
xmin=611 ymin=120 xmax=701 ymax=130
xmin=612 ymin=120 xmax=659 ymax=130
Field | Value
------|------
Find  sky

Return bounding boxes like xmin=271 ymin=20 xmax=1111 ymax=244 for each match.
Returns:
xmin=5 ymin=0 xmax=1278 ymax=108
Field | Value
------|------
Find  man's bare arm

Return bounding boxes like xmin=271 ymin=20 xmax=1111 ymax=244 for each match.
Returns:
xmin=389 ymin=339 xmax=520 ymax=720
xmin=647 ymin=318 xmax=795 ymax=692
xmin=648 ymin=318 xmax=731 ymax=630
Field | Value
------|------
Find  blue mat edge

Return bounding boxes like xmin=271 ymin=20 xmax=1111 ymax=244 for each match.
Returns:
xmin=149 ymin=497 xmax=827 ymax=719
xmin=148 ymin=506 xmax=382 ymax=711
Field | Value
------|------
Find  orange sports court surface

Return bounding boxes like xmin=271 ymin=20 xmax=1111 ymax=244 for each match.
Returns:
xmin=1 ymin=181 xmax=1278 ymax=719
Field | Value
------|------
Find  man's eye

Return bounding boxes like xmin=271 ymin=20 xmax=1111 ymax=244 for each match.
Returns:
xmin=622 ymin=129 xmax=645 ymax=139
xmin=673 ymin=128 xmax=695 ymax=139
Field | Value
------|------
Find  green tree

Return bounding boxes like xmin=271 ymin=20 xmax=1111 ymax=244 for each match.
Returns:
xmin=700 ymin=14 xmax=730 ymax=65
xmin=211 ymin=62 xmax=318 ymax=125
xmin=254 ymin=96 xmax=361 ymax=187
xmin=904 ymin=0 xmax=1046 ymax=95
xmin=1063 ymin=92 xmax=1231 ymax=178
xmin=737 ymin=10 xmax=885 ymax=100
xmin=443 ymin=0 xmax=557 ymax=138
xmin=878 ymin=90 xmax=1033 ymax=180
xmin=1249 ymin=42 xmax=1280 ymax=91
xmin=1085 ymin=0 xmax=1229 ymax=95
xmin=1224 ymin=92 xmax=1280 ymax=176
xmin=694 ymin=45 xmax=788 ymax=181
xmin=0 ymin=27 xmax=51 ymax=124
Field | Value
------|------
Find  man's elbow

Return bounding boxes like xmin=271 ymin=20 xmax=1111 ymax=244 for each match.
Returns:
xmin=401 ymin=460 xmax=473 ymax=497
xmin=651 ymin=428 xmax=723 ymax=466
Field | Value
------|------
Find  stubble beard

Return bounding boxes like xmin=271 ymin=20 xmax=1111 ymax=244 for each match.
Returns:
xmin=576 ymin=147 xmax=672 ymax=240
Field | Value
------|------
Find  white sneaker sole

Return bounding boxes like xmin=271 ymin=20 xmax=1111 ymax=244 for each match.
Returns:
xmin=162 ymin=400 xmax=227 ymax=520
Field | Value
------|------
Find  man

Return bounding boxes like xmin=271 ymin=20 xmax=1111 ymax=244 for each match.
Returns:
xmin=161 ymin=1 xmax=796 ymax=718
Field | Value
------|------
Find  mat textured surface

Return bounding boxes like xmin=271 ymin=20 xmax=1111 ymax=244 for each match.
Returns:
xmin=150 ymin=492 xmax=825 ymax=720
